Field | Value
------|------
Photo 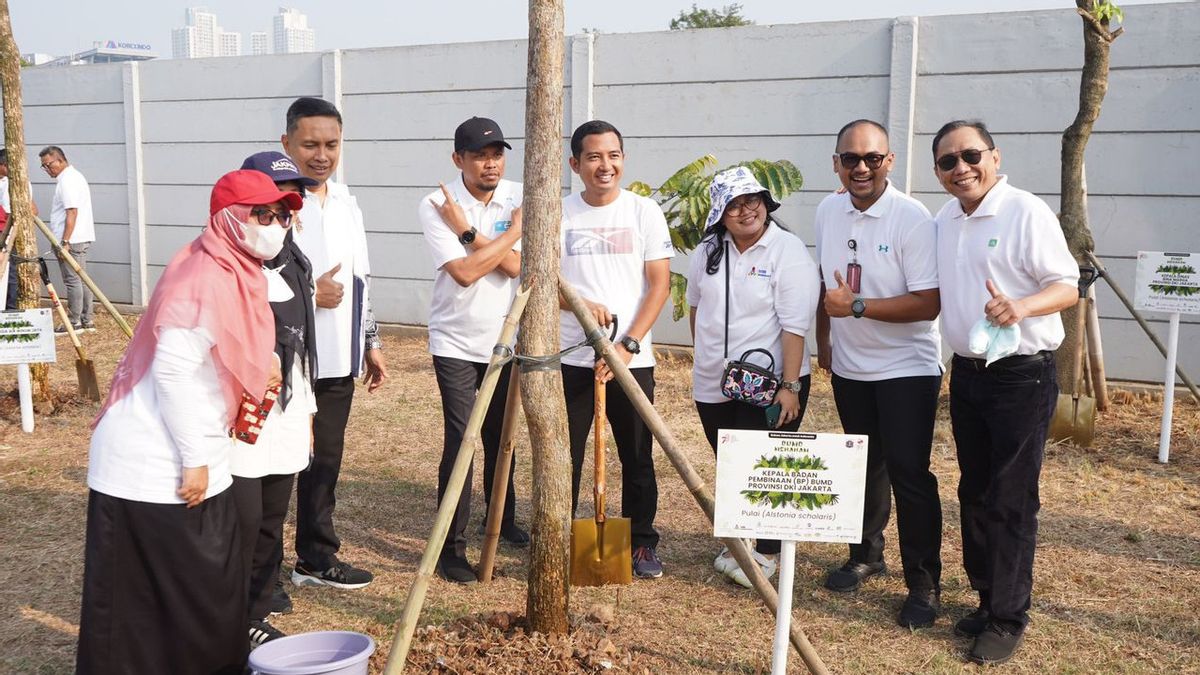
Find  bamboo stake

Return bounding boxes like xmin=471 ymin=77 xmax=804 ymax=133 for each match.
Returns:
xmin=1085 ymin=251 xmax=1199 ymax=404
xmin=478 ymin=366 xmax=522 ymax=583
xmin=31 ymin=214 xmax=134 ymax=338
xmin=383 ymin=282 xmax=531 ymax=674
xmin=559 ymin=274 xmax=829 ymax=675
xmin=1085 ymin=287 xmax=1109 ymax=410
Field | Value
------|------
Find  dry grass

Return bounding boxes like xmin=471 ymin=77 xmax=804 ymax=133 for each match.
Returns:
xmin=1 ymin=312 xmax=1198 ymax=674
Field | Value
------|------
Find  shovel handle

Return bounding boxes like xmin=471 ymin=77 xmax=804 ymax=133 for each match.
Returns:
xmin=44 ymin=280 xmax=86 ymax=354
xmin=594 ymin=365 xmax=606 ymax=525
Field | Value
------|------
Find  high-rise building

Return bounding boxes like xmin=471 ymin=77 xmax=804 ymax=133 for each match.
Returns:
xmin=273 ymin=7 xmax=315 ymax=54
xmin=250 ymin=32 xmax=269 ymax=56
xmin=219 ymin=31 xmax=242 ymax=57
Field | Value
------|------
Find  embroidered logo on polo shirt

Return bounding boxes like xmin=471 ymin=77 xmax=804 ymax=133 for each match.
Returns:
xmin=748 ymin=266 xmax=771 ymax=279
xmin=877 ymin=244 xmax=890 ymax=253
xmin=494 ymin=219 xmax=511 ymax=233
xmin=988 ymin=238 xmax=999 ymax=248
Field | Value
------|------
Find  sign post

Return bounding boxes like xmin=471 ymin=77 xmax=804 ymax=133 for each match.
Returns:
xmin=714 ymin=430 xmax=868 ymax=674
xmin=0 ymin=308 xmax=57 ymax=432
xmin=1133 ymin=251 xmax=1200 ymax=463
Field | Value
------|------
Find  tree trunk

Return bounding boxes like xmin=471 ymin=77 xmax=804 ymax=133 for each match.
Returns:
xmin=1057 ymin=1 xmax=1119 ymax=390
xmin=0 ymin=0 xmax=53 ymax=411
xmin=522 ymin=0 xmax=570 ymax=635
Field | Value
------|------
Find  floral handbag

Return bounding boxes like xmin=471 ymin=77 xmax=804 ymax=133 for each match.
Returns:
xmin=718 ymin=240 xmax=779 ymax=408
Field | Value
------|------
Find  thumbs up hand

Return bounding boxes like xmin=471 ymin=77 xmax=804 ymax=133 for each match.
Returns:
xmin=984 ymin=278 xmax=1028 ymax=327
xmin=316 ymin=262 xmax=344 ymax=309
xmin=824 ymin=269 xmax=856 ymax=318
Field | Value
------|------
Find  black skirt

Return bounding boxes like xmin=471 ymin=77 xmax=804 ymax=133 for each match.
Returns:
xmin=76 ymin=488 xmax=247 ymax=674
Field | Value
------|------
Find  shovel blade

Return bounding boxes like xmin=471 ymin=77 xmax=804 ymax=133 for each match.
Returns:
xmin=570 ymin=517 xmax=632 ymax=587
xmin=76 ymin=359 xmax=102 ymax=402
xmin=1049 ymin=393 xmax=1096 ymax=447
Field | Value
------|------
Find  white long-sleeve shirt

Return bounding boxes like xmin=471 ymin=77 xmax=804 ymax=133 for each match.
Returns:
xmin=88 ymin=327 xmax=233 ymax=504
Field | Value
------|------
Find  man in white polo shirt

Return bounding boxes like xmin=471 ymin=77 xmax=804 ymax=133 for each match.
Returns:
xmin=560 ymin=120 xmax=673 ymax=579
xmin=814 ymin=119 xmax=944 ymax=629
xmin=39 ymin=145 xmax=95 ymax=333
xmin=418 ymin=116 xmax=527 ymax=585
xmin=931 ymin=119 xmax=1077 ymax=665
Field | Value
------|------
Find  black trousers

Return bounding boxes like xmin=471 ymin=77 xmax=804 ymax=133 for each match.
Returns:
xmin=831 ymin=373 xmax=943 ymax=591
xmin=695 ymin=374 xmax=811 ymax=555
xmin=950 ymin=353 xmax=1058 ymax=631
xmin=295 ymin=375 xmax=355 ymax=570
xmin=77 ymin=489 xmax=246 ymax=675
xmin=232 ymin=474 xmax=295 ymax=621
xmin=432 ymin=356 xmax=517 ymax=560
xmin=563 ymin=364 xmax=659 ymax=549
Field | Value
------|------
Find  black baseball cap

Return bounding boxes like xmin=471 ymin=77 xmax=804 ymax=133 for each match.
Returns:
xmin=454 ymin=117 xmax=511 ymax=153
xmin=240 ymin=151 xmax=319 ymax=188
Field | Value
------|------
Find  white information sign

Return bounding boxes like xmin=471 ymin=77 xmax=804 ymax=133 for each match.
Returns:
xmin=1134 ymin=251 xmax=1200 ymax=315
xmin=714 ymin=430 xmax=868 ymax=544
xmin=0 ymin=309 xmax=56 ymax=365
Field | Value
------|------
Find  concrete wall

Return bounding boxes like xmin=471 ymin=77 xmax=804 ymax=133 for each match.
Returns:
xmin=7 ymin=3 xmax=1197 ymax=382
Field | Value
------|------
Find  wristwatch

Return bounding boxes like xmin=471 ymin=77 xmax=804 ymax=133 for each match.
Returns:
xmin=619 ymin=335 xmax=642 ymax=354
xmin=459 ymin=227 xmax=477 ymax=245
xmin=851 ymin=297 xmax=867 ymax=319
xmin=781 ymin=379 xmax=804 ymax=393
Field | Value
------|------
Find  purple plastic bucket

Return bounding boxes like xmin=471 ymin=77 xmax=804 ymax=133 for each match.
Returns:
xmin=248 ymin=631 xmax=376 ymax=675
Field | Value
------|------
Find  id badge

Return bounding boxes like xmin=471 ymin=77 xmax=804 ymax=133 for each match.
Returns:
xmin=846 ymin=262 xmax=862 ymax=294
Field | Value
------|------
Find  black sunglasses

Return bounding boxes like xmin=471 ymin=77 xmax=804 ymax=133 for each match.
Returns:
xmin=838 ymin=153 xmax=887 ymax=170
xmin=935 ymin=147 xmax=994 ymax=172
xmin=249 ymin=207 xmax=293 ymax=227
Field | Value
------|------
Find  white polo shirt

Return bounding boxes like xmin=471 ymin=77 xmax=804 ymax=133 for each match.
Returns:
xmin=935 ymin=175 xmax=1079 ymax=357
xmin=687 ymin=224 xmax=819 ymax=403
xmin=420 ymin=176 xmax=522 ymax=363
xmin=814 ymin=183 xmax=942 ymax=381
xmin=559 ymin=189 xmax=674 ymax=369
xmin=50 ymin=164 xmax=95 ymax=243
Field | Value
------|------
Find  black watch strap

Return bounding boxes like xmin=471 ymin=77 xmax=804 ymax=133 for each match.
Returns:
xmin=620 ymin=335 xmax=641 ymax=354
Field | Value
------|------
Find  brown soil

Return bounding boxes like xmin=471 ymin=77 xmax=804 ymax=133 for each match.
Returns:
xmin=1 ymin=312 xmax=1198 ymax=674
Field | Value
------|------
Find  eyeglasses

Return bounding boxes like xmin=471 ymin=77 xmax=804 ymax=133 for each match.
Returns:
xmin=725 ymin=194 xmax=763 ymax=215
xmin=838 ymin=153 xmax=887 ymax=170
xmin=935 ymin=147 xmax=994 ymax=172
xmin=249 ymin=207 xmax=293 ymax=227
xmin=39 ymin=160 xmax=56 ymax=171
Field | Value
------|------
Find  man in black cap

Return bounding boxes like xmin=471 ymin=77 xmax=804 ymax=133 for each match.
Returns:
xmin=417 ymin=117 xmax=526 ymax=584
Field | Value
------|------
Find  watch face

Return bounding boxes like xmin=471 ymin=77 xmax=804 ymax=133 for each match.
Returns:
xmin=852 ymin=299 xmax=866 ymax=316
xmin=460 ymin=228 xmax=476 ymax=244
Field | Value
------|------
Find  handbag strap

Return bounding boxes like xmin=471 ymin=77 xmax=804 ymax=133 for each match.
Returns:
xmin=737 ymin=348 xmax=777 ymax=372
xmin=723 ymin=239 xmax=729 ymax=361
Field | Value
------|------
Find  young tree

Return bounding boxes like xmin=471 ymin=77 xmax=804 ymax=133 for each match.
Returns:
xmin=522 ymin=0 xmax=571 ymax=634
xmin=670 ymin=3 xmax=753 ymax=30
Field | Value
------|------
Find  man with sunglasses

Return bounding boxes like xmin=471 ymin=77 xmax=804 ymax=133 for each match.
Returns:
xmin=813 ymin=120 xmax=944 ymax=629
xmin=931 ymin=120 xmax=1078 ymax=665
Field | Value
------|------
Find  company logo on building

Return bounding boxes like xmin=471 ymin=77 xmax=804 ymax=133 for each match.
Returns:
xmin=103 ymin=40 xmax=152 ymax=51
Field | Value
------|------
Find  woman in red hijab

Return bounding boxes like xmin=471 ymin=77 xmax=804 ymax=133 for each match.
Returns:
xmin=76 ymin=171 xmax=303 ymax=675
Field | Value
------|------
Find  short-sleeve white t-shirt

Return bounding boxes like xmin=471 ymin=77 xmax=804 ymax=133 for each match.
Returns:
xmin=813 ymin=183 xmax=942 ymax=381
xmin=559 ymin=189 xmax=674 ymax=369
xmin=421 ymin=176 xmax=522 ymax=363
xmin=50 ymin=165 xmax=95 ymax=243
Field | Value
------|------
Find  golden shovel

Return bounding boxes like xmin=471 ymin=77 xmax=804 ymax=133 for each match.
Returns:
xmin=570 ymin=367 xmax=632 ymax=586
xmin=1050 ymin=268 xmax=1097 ymax=447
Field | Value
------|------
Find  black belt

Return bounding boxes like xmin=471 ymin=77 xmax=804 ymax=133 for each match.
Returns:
xmin=953 ymin=350 xmax=1052 ymax=373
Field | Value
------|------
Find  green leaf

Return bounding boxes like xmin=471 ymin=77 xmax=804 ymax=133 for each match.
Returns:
xmin=628 ymin=181 xmax=653 ymax=197
xmin=669 ymin=272 xmax=690 ymax=321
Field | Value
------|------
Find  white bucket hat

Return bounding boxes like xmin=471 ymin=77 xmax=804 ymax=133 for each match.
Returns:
xmin=704 ymin=166 xmax=781 ymax=230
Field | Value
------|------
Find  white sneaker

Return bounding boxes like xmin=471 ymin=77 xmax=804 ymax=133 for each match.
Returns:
xmin=726 ymin=550 xmax=778 ymax=589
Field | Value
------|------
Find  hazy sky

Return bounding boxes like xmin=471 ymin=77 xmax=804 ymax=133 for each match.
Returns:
xmin=12 ymin=0 xmax=1176 ymax=58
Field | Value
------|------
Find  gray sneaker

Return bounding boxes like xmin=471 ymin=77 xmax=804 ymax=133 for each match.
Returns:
xmin=632 ymin=545 xmax=663 ymax=579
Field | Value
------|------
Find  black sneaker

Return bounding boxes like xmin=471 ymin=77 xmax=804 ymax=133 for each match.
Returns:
xmin=632 ymin=545 xmax=663 ymax=579
xmin=897 ymin=588 xmax=940 ymax=629
xmin=248 ymin=618 xmax=286 ymax=649
xmin=290 ymin=559 xmax=373 ymax=590
xmin=955 ymin=606 xmax=991 ymax=638
xmin=437 ymin=555 xmax=478 ymax=585
xmin=269 ymin=577 xmax=294 ymax=615
xmin=823 ymin=560 xmax=886 ymax=593
xmin=500 ymin=523 xmax=530 ymax=547
xmin=968 ymin=623 xmax=1025 ymax=665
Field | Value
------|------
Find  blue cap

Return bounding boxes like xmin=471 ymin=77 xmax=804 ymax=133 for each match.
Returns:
xmin=240 ymin=151 xmax=318 ymax=188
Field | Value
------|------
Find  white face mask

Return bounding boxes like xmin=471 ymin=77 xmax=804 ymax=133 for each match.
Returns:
xmin=222 ymin=207 xmax=288 ymax=260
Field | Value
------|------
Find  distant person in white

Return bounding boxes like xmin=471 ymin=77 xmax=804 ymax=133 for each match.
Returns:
xmin=418 ymin=116 xmax=527 ymax=585
xmin=0 ymin=149 xmax=39 ymax=310
xmin=39 ymin=145 xmax=95 ymax=332
xmin=813 ymin=119 xmax=944 ymax=630
xmin=931 ymin=119 xmax=1078 ymax=666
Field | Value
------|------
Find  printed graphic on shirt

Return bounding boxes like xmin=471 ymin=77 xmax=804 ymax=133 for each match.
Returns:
xmin=748 ymin=266 xmax=772 ymax=279
xmin=494 ymin=219 xmax=512 ymax=233
xmin=988 ymin=238 xmax=999 ymax=248
xmin=565 ymin=227 xmax=633 ymax=256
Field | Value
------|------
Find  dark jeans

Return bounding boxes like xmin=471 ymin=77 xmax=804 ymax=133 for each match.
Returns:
xmin=563 ymin=364 xmax=659 ymax=550
xmin=695 ymin=375 xmax=811 ymax=555
xmin=432 ymin=356 xmax=517 ymax=560
xmin=232 ymin=474 xmax=295 ymax=621
xmin=950 ymin=352 xmax=1058 ymax=631
xmin=295 ymin=375 xmax=355 ymax=570
xmin=57 ymin=241 xmax=94 ymax=326
xmin=4 ymin=256 xmax=16 ymax=310
xmin=831 ymin=373 xmax=943 ymax=591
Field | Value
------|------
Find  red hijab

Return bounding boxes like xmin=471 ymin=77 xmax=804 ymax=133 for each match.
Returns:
xmin=96 ymin=171 xmax=304 ymax=426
